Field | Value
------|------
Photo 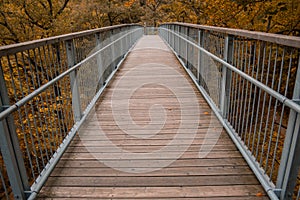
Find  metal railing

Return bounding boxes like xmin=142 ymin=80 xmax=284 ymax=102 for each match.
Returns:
xmin=144 ymin=27 xmax=158 ymax=35
xmin=159 ymin=22 xmax=300 ymax=200
xmin=0 ymin=24 xmax=143 ymax=200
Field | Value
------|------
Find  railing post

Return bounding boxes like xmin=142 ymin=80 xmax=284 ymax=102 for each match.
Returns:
xmin=174 ymin=25 xmax=177 ymax=52
xmin=129 ymin=27 xmax=132 ymax=48
xmin=197 ymin=30 xmax=204 ymax=84
xmin=125 ymin=28 xmax=129 ymax=53
xmin=177 ymin=25 xmax=180 ymax=54
xmin=95 ymin=33 xmax=104 ymax=87
xmin=277 ymin=56 xmax=300 ymax=200
xmin=120 ymin=28 xmax=125 ymax=58
xmin=0 ymin=65 xmax=30 ymax=199
xmin=110 ymin=29 xmax=116 ymax=70
xmin=186 ymin=27 xmax=189 ymax=68
xmin=167 ymin=25 xmax=170 ymax=43
xmin=130 ymin=27 xmax=133 ymax=46
xmin=65 ymin=40 xmax=82 ymax=122
xmin=179 ymin=26 xmax=182 ymax=57
xmin=169 ymin=25 xmax=171 ymax=44
xmin=220 ymin=35 xmax=233 ymax=117
xmin=171 ymin=25 xmax=174 ymax=49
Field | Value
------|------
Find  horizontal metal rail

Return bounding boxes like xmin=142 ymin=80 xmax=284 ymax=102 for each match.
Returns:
xmin=159 ymin=23 xmax=300 ymax=200
xmin=0 ymin=24 xmax=134 ymax=57
xmin=160 ymin=27 xmax=300 ymax=114
xmin=163 ymin=22 xmax=300 ymax=48
xmin=0 ymin=24 xmax=143 ymax=199
xmin=144 ymin=27 xmax=158 ymax=35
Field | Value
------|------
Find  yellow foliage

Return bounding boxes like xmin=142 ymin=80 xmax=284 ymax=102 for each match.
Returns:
xmin=0 ymin=0 xmax=298 ymax=45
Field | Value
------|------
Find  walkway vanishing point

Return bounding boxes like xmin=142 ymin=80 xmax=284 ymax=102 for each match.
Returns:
xmin=37 ymin=35 xmax=268 ymax=199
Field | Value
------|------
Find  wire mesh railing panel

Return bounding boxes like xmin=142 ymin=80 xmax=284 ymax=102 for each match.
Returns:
xmin=0 ymin=24 xmax=143 ymax=199
xmin=0 ymin=154 xmax=13 ymax=200
xmin=185 ymin=27 xmax=198 ymax=78
xmin=199 ymin=48 xmax=222 ymax=108
xmin=296 ymin=170 xmax=300 ymax=199
xmin=13 ymin=77 xmax=73 ymax=183
xmin=74 ymin=34 xmax=96 ymax=62
xmin=226 ymin=39 xmax=299 ymax=188
xmin=162 ymin=25 xmax=223 ymax=109
xmin=159 ymin=22 xmax=300 ymax=200
xmin=0 ymin=40 xmax=74 ymax=187
xmin=203 ymin=31 xmax=225 ymax=60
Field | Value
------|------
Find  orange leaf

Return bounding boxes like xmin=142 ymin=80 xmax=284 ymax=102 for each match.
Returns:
xmin=256 ymin=192 xmax=264 ymax=197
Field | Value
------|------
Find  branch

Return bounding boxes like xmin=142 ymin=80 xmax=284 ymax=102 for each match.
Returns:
xmin=23 ymin=2 xmax=48 ymax=30
xmin=0 ymin=11 xmax=19 ymax=43
xmin=56 ymin=0 xmax=70 ymax=17
xmin=47 ymin=0 xmax=53 ymax=16
xmin=287 ymin=19 xmax=300 ymax=35
xmin=39 ymin=0 xmax=47 ymax=9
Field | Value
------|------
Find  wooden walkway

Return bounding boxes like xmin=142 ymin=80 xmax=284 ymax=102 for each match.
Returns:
xmin=38 ymin=36 xmax=268 ymax=199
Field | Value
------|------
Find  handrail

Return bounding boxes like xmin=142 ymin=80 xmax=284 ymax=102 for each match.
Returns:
xmin=163 ymin=22 xmax=300 ymax=48
xmin=159 ymin=23 xmax=300 ymax=200
xmin=0 ymin=28 xmax=142 ymax=121
xmin=0 ymin=24 xmax=139 ymax=56
xmin=159 ymin=27 xmax=300 ymax=114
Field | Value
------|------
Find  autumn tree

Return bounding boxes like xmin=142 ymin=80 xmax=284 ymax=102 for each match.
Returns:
xmin=142 ymin=0 xmax=170 ymax=26
xmin=0 ymin=0 xmax=71 ymax=45
xmin=203 ymin=0 xmax=299 ymax=35
xmin=0 ymin=0 xmax=299 ymax=46
xmin=177 ymin=0 xmax=207 ymax=24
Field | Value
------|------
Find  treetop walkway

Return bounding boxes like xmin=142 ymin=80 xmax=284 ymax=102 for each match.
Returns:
xmin=0 ymin=23 xmax=299 ymax=200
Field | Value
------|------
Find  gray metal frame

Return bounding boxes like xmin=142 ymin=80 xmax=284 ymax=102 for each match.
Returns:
xmin=0 ymin=24 xmax=143 ymax=200
xmin=0 ymin=67 xmax=30 ymax=199
xmin=144 ymin=27 xmax=158 ymax=35
xmin=159 ymin=23 xmax=300 ymax=200
xmin=277 ymin=57 xmax=300 ymax=199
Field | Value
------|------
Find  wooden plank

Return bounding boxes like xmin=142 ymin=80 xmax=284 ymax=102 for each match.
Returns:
xmin=50 ymin=166 xmax=254 ymax=177
xmin=67 ymin=139 xmax=235 ymax=147
xmin=84 ymin=117 xmax=217 ymax=122
xmin=55 ymin=158 xmax=248 ymax=168
xmin=38 ymin=185 xmax=266 ymax=198
xmin=80 ymin=123 xmax=223 ymax=129
xmin=74 ymin=132 xmax=230 ymax=141
xmin=77 ymin=127 xmax=224 ymax=134
xmin=67 ymin=149 xmax=238 ymax=154
xmin=78 ymin=124 xmax=224 ymax=130
xmin=59 ymin=151 xmax=243 ymax=160
xmin=65 ymin=145 xmax=238 ymax=153
xmin=39 ymin=197 xmax=269 ymax=200
xmin=45 ymin=175 xmax=259 ymax=187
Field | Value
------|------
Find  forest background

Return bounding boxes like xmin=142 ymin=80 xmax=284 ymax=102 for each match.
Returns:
xmin=0 ymin=0 xmax=299 ymax=46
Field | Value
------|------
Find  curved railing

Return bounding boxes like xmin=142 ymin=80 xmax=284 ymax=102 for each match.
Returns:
xmin=0 ymin=24 xmax=143 ymax=200
xmin=159 ymin=22 xmax=300 ymax=200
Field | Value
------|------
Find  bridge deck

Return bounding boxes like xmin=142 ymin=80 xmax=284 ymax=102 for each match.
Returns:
xmin=38 ymin=36 xmax=268 ymax=199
